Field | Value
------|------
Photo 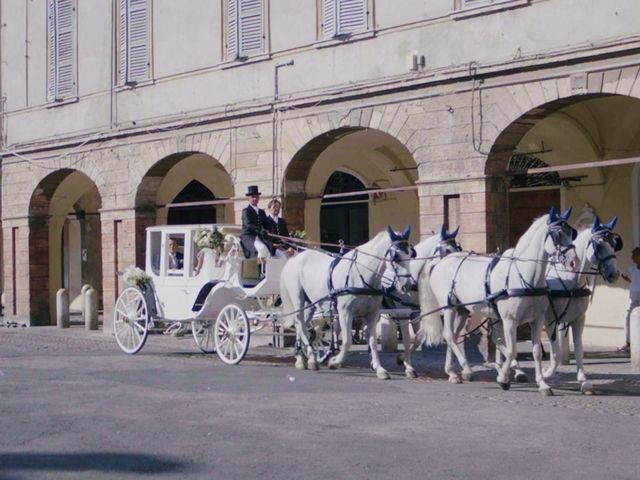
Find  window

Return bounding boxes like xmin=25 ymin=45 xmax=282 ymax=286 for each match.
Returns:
xmin=453 ymin=0 xmax=530 ymax=18
xmin=225 ymin=0 xmax=265 ymax=61
xmin=47 ymin=0 xmax=77 ymax=102
xmin=321 ymin=0 xmax=368 ymax=39
xmin=117 ymin=0 xmax=151 ymax=86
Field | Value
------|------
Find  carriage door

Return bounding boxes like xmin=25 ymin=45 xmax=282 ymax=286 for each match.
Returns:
xmin=320 ymin=172 xmax=369 ymax=253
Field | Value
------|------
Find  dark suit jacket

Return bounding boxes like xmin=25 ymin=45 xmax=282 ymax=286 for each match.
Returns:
xmin=240 ymin=205 xmax=273 ymax=257
xmin=265 ymin=216 xmax=290 ymax=248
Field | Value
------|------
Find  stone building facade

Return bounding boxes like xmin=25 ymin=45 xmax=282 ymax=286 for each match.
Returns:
xmin=1 ymin=0 xmax=640 ymax=346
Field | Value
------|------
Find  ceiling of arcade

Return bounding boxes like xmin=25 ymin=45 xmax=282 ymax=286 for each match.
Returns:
xmin=287 ymin=128 xmax=418 ymax=196
xmin=503 ymin=95 xmax=640 ymax=186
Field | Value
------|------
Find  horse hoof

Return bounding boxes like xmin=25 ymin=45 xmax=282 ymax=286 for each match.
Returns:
xmin=515 ymin=372 xmax=529 ymax=383
xmin=308 ymin=361 xmax=319 ymax=371
xmin=449 ymin=375 xmax=462 ymax=384
xmin=540 ymin=387 xmax=554 ymax=397
xmin=294 ymin=360 xmax=307 ymax=370
xmin=497 ymin=381 xmax=511 ymax=391
xmin=581 ymin=382 xmax=595 ymax=395
xmin=406 ymin=370 xmax=417 ymax=379
xmin=377 ymin=370 xmax=391 ymax=380
xmin=462 ymin=372 xmax=473 ymax=382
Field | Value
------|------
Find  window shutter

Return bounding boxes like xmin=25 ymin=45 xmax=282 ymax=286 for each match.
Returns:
xmin=322 ymin=0 xmax=336 ymax=39
xmin=55 ymin=0 xmax=76 ymax=97
xmin=238 ymin=0 xmax=263 ymax=58
xmin=118 ymin=0 xmax=127 ymax=85
xmin=336 ymin=0 xmax=367 ymax=35
xmin=47 ymin=0 xmax=57 ymax=101
xmin=126 ymin=0 xmax=150 ymax=83
xmin=226 ymin=0 xmax=238 ymax=59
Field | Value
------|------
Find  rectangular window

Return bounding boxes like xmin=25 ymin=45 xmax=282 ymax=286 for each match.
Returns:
xmin=118 ymin=0 xmax=151 ymax=86
xmin=321 ymin=0 xmax=368 ymax=39
xmin=226 ymin=0 xmax=265 ymax=61
xmin=47 ymin=0 xmax=77 ymax=102
xmin=453 ymin=0 xmax=530 ymax=18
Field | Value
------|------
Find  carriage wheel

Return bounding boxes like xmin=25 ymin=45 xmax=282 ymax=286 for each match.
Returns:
xmin=214 ymin=304 xmax=250 ymax=365
xmin=114 ymin=287 xmax=150 ymax=354
xmin=192 ymin=320 xmax=216 ymax=354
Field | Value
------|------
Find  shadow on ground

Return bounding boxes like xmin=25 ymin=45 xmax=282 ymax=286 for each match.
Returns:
xmin=0 ymin=452 xmax=191 ymax=479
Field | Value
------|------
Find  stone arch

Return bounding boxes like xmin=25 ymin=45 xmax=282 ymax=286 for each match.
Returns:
xmin=28 ymin=169 xmax=102 ymax=325
xmin=282 ymin=127 xmax=419 ymax=242
xmin=133 ymin=151 xmax=234 ymax=265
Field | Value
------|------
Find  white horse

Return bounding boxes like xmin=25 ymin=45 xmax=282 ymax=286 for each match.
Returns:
xmin=280 ymin=226 xmax=415 ymax=379
xmin=423 ymin=207 xmax=576 ymax=394
xmin=542 ymin=216 xmax=621 ymax=393
xmin=487 ymin=216 xmax=621 ymax=392
xmin=381 ymin=225 xmax=461 ymax=378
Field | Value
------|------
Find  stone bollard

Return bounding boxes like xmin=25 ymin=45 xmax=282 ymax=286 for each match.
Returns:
xmin=379 ymin=314 xmax=398 ymax=353
xmin=557 ymin=328 xmax=571 ymax=365
xmin=630 ymin=307 xmax=640 ymax=372
xmin=80 ymin=284 xmax=92 ymax=317
xmin=56 ymin=288 xmax=70 ymax=329
xmin=84 ymin=288 xmax=99 ymax=331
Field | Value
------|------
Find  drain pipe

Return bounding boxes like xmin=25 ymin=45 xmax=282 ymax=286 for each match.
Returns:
xmin=272 ymin=60 xmax=294 ymax=197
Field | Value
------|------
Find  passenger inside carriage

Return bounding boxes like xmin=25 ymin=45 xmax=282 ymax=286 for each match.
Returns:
xmin=167 ymin=236 xmax=184 ymax=274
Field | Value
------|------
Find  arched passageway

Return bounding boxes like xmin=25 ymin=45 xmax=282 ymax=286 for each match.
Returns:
xmin=28 ymin=170 xmax=102 ymax=324
xmin=283 ymin=128 xmax=419 ymax=244
xmin=486 ymin=93 xmax=640 ymax=346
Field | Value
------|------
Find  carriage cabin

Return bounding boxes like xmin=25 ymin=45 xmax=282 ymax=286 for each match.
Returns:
xmin=144 ymin=224 xmax=285 ymax=320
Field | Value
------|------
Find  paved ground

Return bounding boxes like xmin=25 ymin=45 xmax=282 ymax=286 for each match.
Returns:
xmin=1 ymin=324 xmax=640 ymax=479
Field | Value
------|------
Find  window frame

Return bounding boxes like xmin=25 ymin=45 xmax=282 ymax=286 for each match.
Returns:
xmin=452 ymin=0 xmax=530 ymax=20
xmin=222 ymin=0 xmax=269 ymax=64
xmin=316 ymin=0 xmax=375 ymax=48
xmin=47 ymin=0 xmax=78 ymax=104
xmin=116 ymin=0 xmax=153 ymax=88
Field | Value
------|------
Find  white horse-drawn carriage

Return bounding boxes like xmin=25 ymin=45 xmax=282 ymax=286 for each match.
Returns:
xmin=113 ymin=224 xmax=335 ymax=364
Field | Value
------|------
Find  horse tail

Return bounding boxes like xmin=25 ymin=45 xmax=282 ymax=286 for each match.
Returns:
xmin=419 ymin=268 xmax=443 ymax=346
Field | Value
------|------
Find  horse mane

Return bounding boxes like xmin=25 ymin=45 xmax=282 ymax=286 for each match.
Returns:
xmin=513 ymin=214 xmax=549 ymax=255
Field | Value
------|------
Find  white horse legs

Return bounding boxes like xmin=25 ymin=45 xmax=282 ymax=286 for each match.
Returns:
xmin=531 ymin=319 xmax=553 ymax=395
xmin=496 ymin=319 xmax=517 ymax=390
xmin=443 ymin=311 xmax=473 ymax=383
xmin=398 ymin=321 xmax=418 ymax=378
xmin=328 ymin=305 xmax=352 ymax=370
xmin=366 ymin=315 xmax=390 ymax=380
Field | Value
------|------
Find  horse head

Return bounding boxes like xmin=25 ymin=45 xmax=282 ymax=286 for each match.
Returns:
xmin=587 ymin=215 xmax=621 ymax=283
xmin=435 ymin=225 xmax=462 ymax=257
xmin=546 ymin=206 xmax=577 ymax=255
xmin=385 ymin=225 xmax=417 ymax=293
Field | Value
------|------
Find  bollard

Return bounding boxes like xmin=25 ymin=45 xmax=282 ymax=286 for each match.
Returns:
xmin=56 ymin=288 xmax=70 ymax=329
xmin=85 ymin=288 xmax=99 ymax=331
xmin=80 ymin=284 xmax=92 ymax=318
xmin=630 ymin=307 xmax=640 ymax=372
xmin=379 ymin=314 xmax=398 ymax=353
xmin=557 ymin=328 xmax=571 ymax=365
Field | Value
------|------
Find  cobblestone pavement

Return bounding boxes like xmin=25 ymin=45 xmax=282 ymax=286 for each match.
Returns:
xmin=2 ymin=324 xmax=640 ymax=479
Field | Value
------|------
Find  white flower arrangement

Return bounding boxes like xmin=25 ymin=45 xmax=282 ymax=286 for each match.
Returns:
xmin=194 ymin=227 xmax=225 ymax=253
xmin=123 ymin=266 xmax=151 ymax=287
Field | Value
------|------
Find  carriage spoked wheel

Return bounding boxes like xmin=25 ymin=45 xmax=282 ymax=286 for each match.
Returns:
xmin=214 ymin=304 xmax=250 ymax=365
xmin=191 ymin=320 xmax=216 ymax=354
xmin=114 ymin=287 xmax=150 ymax=354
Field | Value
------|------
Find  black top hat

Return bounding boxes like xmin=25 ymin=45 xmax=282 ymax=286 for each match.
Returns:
xmin=246 ymin=185 xmax=262 ymax=196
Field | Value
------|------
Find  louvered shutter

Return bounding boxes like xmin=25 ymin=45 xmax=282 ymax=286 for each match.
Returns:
xmin=47 ymin=0 xmax=76 ymax=101
xmin=336 ymin=0 xmax=367 ymax=35
xmin=322 ymin=0 xmax=336 ymax=39
xmin=118 ymin=0 xmax=127 ymax=85
xmin=55 ymin=0 xmax=76 ymax=97
xmin=127 ymin=0 xmax=149 ymax=83
xmin=47 ymin=0 xmax=57 ymax=101
xmin=238 ymin=0 xmax=263 ymax=58
xmin=226 ymin=0 xmax=238 ymax=59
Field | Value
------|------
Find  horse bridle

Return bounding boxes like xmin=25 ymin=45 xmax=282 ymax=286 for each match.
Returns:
xmin=588 ymin=230 xmax=622 ymax=273
xmin=546 ymin=220 xmax=578 ymax=255
xmin=382 ymin=239 xmax=416 ymax=292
